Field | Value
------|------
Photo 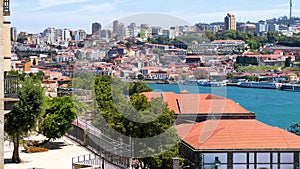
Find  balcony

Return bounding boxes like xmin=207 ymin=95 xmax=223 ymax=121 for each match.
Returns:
xmin=4 ymin=75 xmax=18 ymax=98
xmin=4 ymin=75 xmax=19 ymax=112
xmin=3 ymin=0 xmax=10 ymax=16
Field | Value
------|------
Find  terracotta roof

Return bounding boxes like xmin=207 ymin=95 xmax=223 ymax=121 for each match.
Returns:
xmin=57 ymin=76 xmax=71 ymax=81
xmin=142 ymin=92 xmax=250 ymax=115
xmin=176 ymin=119 xmax=300 ymax=150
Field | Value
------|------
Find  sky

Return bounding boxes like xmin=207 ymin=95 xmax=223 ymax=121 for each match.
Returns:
xmin=8 ymin=0 xmax=300 ymax=34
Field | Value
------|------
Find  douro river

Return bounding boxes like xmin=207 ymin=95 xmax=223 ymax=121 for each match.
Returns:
xmin=148 ymin=83 xmax=300 ymax=130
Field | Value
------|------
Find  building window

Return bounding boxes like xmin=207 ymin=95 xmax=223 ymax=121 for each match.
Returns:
xmin=233 ymin=153 xmax=247 ymax=163
xmin=257 ymin=153 xmax=270 ymax=163
xmin=280 ymin=152 xmax=293 ymax=163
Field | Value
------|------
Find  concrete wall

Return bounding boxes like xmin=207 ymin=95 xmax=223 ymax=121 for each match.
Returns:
xmin=3 ymin=21 xmax=10 ymax=71
xmin=0 ymin=1 xmax=5 ymax=169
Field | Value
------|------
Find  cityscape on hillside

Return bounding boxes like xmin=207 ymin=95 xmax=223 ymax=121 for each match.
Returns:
xmin=11 ymin=14 xmax=300 ymax=46
xmin=9 ymin=12 xmax=300 ymax=87
xmin=3 ymin=0 xmax=300 ymax=169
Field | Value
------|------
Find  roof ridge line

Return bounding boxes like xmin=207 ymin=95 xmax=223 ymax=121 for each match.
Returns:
xmin=199 ymin=126 xmax=227 ymax=146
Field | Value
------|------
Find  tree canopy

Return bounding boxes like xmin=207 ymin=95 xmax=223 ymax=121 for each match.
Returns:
xmin=93 ymin=76 xmax=180 ymax=169
xmin=236 ymin=56 xmax=258 ymax=66
xmin=39 ymin=96 xmax=77 ymax=141
xmin=5 ymin=76 xmax=45 ymax=163
xmin=128 ymin=81 xmax=153 ymax=96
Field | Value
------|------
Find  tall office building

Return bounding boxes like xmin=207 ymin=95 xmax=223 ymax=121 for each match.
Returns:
xmin=10 ymin=27 xmax=17 ymax=41
xmin=224 ymin=13 xmax=236 ymax=31
xmin=113 ymin=20 xmax=119 ymax=34
xmin=256 ymin=20 xmax=268 ymax=36
xmin=78 ymin=29 xmax=87 ymax=40
xmin=62 ymin=28 xmax=71 ymax=42
xmin=92 ymin=22 xmax=101 ymax=35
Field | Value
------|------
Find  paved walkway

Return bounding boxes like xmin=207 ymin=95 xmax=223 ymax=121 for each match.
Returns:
xmin=4 ymin=136 xmax=91 ymax=169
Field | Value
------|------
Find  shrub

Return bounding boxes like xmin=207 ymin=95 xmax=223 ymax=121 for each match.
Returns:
xmin=23 ymin=146 xmax=48 ymax=153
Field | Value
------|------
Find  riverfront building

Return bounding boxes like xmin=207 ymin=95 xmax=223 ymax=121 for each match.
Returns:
xmin=176 ymin=119 xmax=300 ymax=168
xmin=142 ymin=92 xmax=300 ymax=168
xmin=142 ymin=92 xmax=255 ymax=124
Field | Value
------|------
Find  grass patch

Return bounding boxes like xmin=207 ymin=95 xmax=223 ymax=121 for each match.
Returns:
xmin=237 ymin=66 xmax=281 ymax=72
xmin=282 ymin=67 xmax=300 ymax=71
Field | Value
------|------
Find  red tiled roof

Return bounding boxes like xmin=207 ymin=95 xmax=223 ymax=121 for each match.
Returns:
xmin=57 ymin=76 xmax=71 ymax=81
xmin=142 ymin=92 xmax=250 ymax=115
xmin=176 ymin=120 xmax=300 ymax=150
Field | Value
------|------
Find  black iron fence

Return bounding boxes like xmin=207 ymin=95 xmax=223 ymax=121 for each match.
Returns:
xmin=4 ymin=75 xmax=18 ymax=98
xmin=67 ymin=118 xmax=130 ymax=169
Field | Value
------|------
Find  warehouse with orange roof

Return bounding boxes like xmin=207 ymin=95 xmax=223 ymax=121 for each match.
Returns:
xmin=142 ymin=91 xmax=300 ymax=168
xmin=142 ymin=92 xmax=255 ymax=124
xmin=176 ymin=120 xmax=300 ymax=169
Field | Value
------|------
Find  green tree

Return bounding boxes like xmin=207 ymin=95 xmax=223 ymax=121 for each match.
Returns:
xmin=246 ymin=76 xmax=259 ymax=81
xmin=204 ymin=30 xmax=217 ymax=41
xmin=267 ymin=31 xmax=279 ymax=43
xmin=233 ymin=62 xmax=239 ymax=70
xmin=72 ymin=71 xmax=95 ymax=90
xmin=125 ymin=42 xmax=132 ymax=49
xmin=227 ymin=72 xmax=234 ymax=79
xmin=285 ymin=57 xmax=292 ymax=67
xmin=137 ymin=74 xmax=144 ymax=80
xmin=93 ymin=77 xmax=180 ymax=169
xmin=39 ymin=96 xmax=77 ymax=143
xmin=152 ymin=48 xmax=164 ymax=56
xmin=4 ymin=76 xmax=45 ymax=163
xmin=130 ymin=94 xmax=150 ymax=112
xmin=16 ymin=37 xmax=28 ymax=43
xmin=129 ymin=81 xmax=153 ymax=96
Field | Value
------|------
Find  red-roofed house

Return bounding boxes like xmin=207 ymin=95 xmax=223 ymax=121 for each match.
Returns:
xmin=142 ymin=92 xmax=255 ymax=123
xmin=142 ymin=92 xmax=300 ymax=168
xmin=176 ymin=119 xmax=300 ymax=168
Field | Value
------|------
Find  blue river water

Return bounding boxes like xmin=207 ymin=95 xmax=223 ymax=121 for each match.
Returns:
xmin=147 ymin=83 xmax=300 ymax=130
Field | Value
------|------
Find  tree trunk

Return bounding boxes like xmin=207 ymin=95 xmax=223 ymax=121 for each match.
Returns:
xmin=12 ymin=136 xmax=21 ymax=163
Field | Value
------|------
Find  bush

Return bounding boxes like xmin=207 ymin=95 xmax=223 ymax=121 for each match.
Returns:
xmin=23 ymin=146 xmax=48 ymax=153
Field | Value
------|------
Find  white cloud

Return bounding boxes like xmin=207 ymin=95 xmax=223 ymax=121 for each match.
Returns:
xmin=35 ymin=0 xmax=91 ymax=10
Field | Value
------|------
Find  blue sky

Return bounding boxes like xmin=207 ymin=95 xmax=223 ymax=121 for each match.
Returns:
xmin=8 ymin=0 xmax=299 ymax=33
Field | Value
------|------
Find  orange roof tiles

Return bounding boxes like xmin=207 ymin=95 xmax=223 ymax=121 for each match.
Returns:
xmin=57 ymin=76 xmax=71 ymax=81
xmin=176 ymin=119 xmax=300 ymax=150
xmin=142 ymin=92 xmax=251 ymax=115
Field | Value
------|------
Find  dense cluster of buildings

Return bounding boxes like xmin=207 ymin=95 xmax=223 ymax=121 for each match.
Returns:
xmin=3 ymin=7 xmax=300 ymax=168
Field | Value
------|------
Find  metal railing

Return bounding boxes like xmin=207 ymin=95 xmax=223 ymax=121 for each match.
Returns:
xmin=67 ymin=118 xmax=130 ymax=169
xmin=4 ymin=75 xmax=18 ymax=98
